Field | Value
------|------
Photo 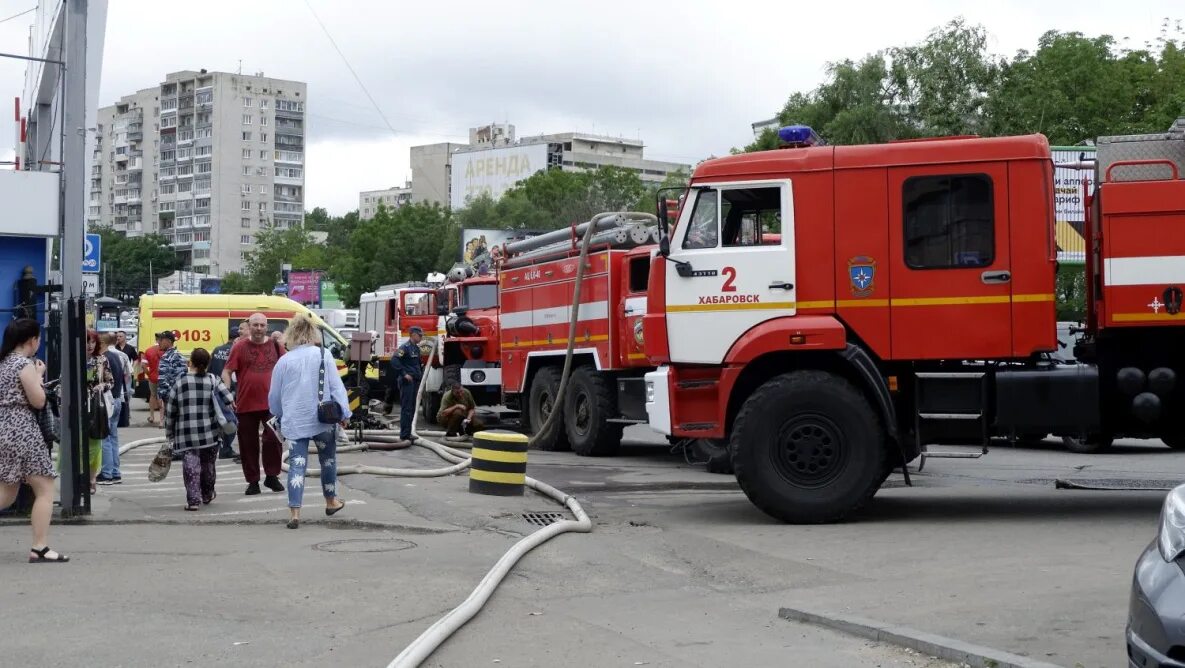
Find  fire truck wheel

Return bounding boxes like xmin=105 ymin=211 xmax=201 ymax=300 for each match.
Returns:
xmin=1061 ymin=435 xmax=1113 ymax=454
xmin=731 ymin=370 xmax=886 ymax=524
xmin=1161 ymin=432 xmax=1185 ymax=450
xmin=564 ymin=367 xmax=624 ymax=457
xmin=692 ymin=439 xmax=733 ymax=474
xmin=528 ymin=367 xmax=570 ymax=451
xmin=422 ymin=391 xmax=442 ymax=426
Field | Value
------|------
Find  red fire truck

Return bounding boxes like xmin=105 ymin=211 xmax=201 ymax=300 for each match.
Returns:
xmin=421 ymin=271 xmax=502 ymax=420
xmin=643 ymin=122 xmax=1185 ymax=523
xmin=427 ymin=214 xmax=659 ymax=453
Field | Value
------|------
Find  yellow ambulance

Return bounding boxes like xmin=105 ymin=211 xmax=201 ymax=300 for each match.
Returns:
xmin=136 ymin=293 xmax=348 ymax=360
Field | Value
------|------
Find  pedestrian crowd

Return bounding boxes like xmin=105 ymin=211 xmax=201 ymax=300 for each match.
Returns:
xmin=0 ymin=310 xmax=356 ymax=563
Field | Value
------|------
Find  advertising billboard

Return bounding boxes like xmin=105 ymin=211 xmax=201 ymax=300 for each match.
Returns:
xmin=461 ymin=228 xmax=543 ymax=274
xmin=1052 ymin=147 xmax=1094 ymax=264
xmin=287 ymin=270 xmax=323 ymax=306
xmin=450 ymin=143 xmax=549 ymax=210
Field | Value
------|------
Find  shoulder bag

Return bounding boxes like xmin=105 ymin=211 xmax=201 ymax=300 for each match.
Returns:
xmin=316 ymin=349 xmax=343 ymax=425
xmin=87 ymin=386 xmax=110 ymax=440
xmin=210 ymin=375 xmax=237 ymax=436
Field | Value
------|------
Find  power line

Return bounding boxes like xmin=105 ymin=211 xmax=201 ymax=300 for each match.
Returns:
xmin=301 ymin=0 xmax=399 ymax=140
xmin=0 ymin=7 xmax=35 ymax=24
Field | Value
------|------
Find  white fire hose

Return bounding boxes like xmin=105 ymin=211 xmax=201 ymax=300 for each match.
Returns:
xmin=118 ymin=214 xmax=604 ymax=667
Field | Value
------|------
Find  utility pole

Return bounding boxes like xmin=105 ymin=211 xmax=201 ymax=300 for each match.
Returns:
xmin=59 ymin=0 xmax=88 ymax=515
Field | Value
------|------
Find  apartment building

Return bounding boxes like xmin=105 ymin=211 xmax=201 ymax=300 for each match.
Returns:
xmin=90 ymin=69 xmax=307 ymax=276
xmin=410 ymin=123 xmax=689 ymax=208
xmin=359 ymin=181 xmax=412 ymax=220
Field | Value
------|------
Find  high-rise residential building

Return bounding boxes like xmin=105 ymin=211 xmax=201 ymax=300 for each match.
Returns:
xmin=90 ymin=69 xmax=307 ymax=276
xmin=359 ymin=181 xmax=413 ymax=220
xmin=409 ymin=123 xmax=689 ymax=208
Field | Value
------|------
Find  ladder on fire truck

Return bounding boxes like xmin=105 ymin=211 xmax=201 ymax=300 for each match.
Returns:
xmin=914 ymin=371 xmax=989 ymax=471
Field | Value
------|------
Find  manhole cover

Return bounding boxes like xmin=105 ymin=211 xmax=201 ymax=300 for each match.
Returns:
xmin=522 ymin=512 xmax=566 ymax=527
xmin=313 ymin=538 xmax=417 ymax=553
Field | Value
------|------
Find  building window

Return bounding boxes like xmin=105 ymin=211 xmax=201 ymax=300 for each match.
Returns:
xmin=194 ymin=231 xmax=210 ymax=242
xmin=257 ymin=184 xmax=267 ymax=194
xmin=196 ymin=162 xmax=212 ymax=174
xmin=241 ymin=200 xmax=251 ymax=211
xmin=243 ymin=97 xmax=252 ymax=107
xmin=195 ymin=197 xmax=211 ymax=209
xmin=177 ymin=129 xmax=194 ymax=142
xmin=260 ymin=132 xmax=268 ymax=143
xmin=259 ymin=150 xmax=268 ymax=160
xmin=196 ymin=145 xmax=212 ymax=157
xmin=903 ymin=174 xmax=995 ymax=270
xmin=242 ymin=148 xmax=251 ymax=159
xmin=196 ymin=127 xmax=212 ymax=139
xmin=256 ymin=167 xmax=266 ymax=176
xmin=242 ymin=131 xmax=252 ymax=141
xmin=259 ymin=99 xmax=268 ymax=110
xmin=178 ymin=181 xmax=193 ymax=193
xmin=161 ymin=183 xmax=176 ymax=194
xmin=259 ymin=202 xmax=267 ymax=212
xmin=160 ymin=201 xmax=175 ymax=212
xmin=242 ymin=166 xmax=251 ymax=176
xmin=241 ymin=184 xmax=252 ymax=194
xmin=260 ymin=116 xmax=268 ymax=126
xmin=177 ymin=146 xmax=193 ymax=160
xmin=161 ymin=150 xmax=175 ymax=162
xmin=177 ymin=164 xmax=193 ymax=176
xmin=242 ymin=114 xmax=253 ymax=125
xmin=241 ymin=235 xmax=253 ymax=244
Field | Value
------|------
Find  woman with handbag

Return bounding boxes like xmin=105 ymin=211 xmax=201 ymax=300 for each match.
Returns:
xmin=164 ymin=348 xmax=235 ymax=511
xmin=0 ymin=318 xmax=69 ymax=563
xmin=267 ymin=315 xmax=350 ymax=529
xmin=82 ymin=330 xmax=112 ymax=495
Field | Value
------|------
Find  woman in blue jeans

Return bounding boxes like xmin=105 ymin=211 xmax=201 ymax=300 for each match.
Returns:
xmin=266 ymin=316 xmax=351 ymax=529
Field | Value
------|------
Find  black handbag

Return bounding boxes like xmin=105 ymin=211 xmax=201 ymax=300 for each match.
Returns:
xmin=316 ymin=351 xmax=343 ymax=425
xmin=87 ymin=388 xmax=110 ymax=440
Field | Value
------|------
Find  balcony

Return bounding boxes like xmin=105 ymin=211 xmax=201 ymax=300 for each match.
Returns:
xmin=128 ymin=157 xmax=143 ymax=171
xmin=179 ymin=96 xmax=194 ymax=111
xmin=113 ymin=195 xmax=128 ymax=205
xmin=128 ymin=192 xmax=142 ymax=204
xmin=275 ymin=106 xmax=304 ymax=120
xmin=114 ymin=152 xmax=129 ymax=163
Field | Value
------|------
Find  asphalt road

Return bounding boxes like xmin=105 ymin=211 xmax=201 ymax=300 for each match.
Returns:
xmin=4 ymin=406 xmax=1177 ymax=667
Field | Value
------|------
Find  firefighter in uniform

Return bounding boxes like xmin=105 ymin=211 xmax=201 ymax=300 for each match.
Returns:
xmin=394 ymin=326 xmax=424 ymax=443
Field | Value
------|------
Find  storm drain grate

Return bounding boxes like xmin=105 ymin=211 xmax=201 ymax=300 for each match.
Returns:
xmin=522 ymin=512 xmax=566 ymax=527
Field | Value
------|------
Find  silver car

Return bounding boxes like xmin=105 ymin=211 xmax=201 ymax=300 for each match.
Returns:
xmin=1128 ymin=484 xmax=1185 ymax=667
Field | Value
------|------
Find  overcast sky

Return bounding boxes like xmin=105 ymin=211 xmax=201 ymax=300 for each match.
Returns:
xmin=0 ymin=0 xmax=1179 ymax=214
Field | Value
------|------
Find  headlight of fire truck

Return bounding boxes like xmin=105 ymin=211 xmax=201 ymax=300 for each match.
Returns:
xmin=645 ymin=380 xmax=655 ymax=403
xmin=633 ymin=320 xmax=644 ymax=347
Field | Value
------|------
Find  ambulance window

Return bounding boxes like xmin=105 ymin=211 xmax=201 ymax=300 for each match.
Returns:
xmin=628 ymin=256 xmax=649 ymax=292
xmin=903 ymin=174 xmax=994 ymax=269
xmin=682 ymin=190 xmax=720 ymax=249
xmin=721 ymin=187 xmax=782 ymax=247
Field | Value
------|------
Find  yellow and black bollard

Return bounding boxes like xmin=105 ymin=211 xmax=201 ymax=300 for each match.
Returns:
xmin=469 ymin=430 xmax=528 ymax=496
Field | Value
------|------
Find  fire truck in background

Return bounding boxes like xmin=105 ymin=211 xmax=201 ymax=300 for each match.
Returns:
xmin=643 ymin=121 xmax=1185 ymax=524
xmin=358 ymin=274 xmax=446 ymax=395
xmin=424 ymin=213 xmax=661 ymax=454
xmin=419 ymin=269 xmax=502 ymax=420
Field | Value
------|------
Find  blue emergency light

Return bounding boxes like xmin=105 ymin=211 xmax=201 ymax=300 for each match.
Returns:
xmin=778 ymin=125 xmax=823 ymax=147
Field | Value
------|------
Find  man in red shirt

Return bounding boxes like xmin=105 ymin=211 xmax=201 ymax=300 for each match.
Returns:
xmin=223 ymin=312 xmax=286 ymax=495
xmin=142 ymin=334 xmax=163 ymax=426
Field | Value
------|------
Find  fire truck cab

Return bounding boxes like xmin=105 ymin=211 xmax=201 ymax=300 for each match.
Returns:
xmin=358 ymin=279 xmax=444 ymax=393
xmin=644 ymin=124 xmax=1185 ymax=523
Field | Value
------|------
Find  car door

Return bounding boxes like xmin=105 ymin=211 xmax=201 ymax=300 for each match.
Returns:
xmin=888 ymin=166 xmax=1013 ymax=360
xmin=664 ymin=180 xmax=796 ymax=364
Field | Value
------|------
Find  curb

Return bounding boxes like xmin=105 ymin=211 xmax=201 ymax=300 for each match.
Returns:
xmin=778 ymin=607 xmax=1065 ymax=668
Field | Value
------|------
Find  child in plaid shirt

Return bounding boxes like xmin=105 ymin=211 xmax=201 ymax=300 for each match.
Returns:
xmin=165 ymin=348 xmax=235 ymax=511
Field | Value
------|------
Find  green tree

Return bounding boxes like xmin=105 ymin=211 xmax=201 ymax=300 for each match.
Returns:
xmin=241 ymin=225 xmax=321 ymax=293
xmin=218 ymin=271 xmax=251 ymax=294
xmin=91 ymin=226 xmax=179 ymax=300
xmin=333 ymin=203 xmax=456 ymax=307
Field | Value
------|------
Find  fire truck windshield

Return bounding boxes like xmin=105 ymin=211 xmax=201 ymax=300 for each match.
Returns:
xmin=463 ymin=283 xmax=498 ymax=310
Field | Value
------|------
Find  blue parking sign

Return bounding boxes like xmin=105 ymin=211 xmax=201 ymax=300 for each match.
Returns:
xmin=82 ymin=233 xmax=101 ymax=273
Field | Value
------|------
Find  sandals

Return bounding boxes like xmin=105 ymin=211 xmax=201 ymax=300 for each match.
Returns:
xmin=286 ymin=519 xmax=300 ymax=529
xmin=29 ymin=547 xmax=70 ymax=563
xmin=203 ymin=491 xmax=217 ymax=505
xmin=326 ymin=500 xmax=346 ymax=517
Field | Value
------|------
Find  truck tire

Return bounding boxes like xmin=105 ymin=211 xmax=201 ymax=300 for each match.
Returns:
xmin=422 ymin=392 xmax=440 ymax=424
xmin=692 ymin=439 xmax=733 ymax=474
xmin=528 ymin=367 xmax=570 ymax=451
xmin=731 ymin=370 xmax=886 ymax=524
xmin=564 ymin=367 xmax=624 ymax=457
xmin=1061 ymin=435 xmax=1113 ymax=454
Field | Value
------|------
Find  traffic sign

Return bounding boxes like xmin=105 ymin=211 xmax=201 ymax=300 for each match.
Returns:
xmin=82 ymin=233 xmax=101 ymax=273
xmin=82 ymin=274 xmax=99 ymax=296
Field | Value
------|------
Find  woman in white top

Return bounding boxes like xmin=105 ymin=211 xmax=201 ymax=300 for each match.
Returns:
xmin=267 ymin=315 xmax=351 ymax=529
